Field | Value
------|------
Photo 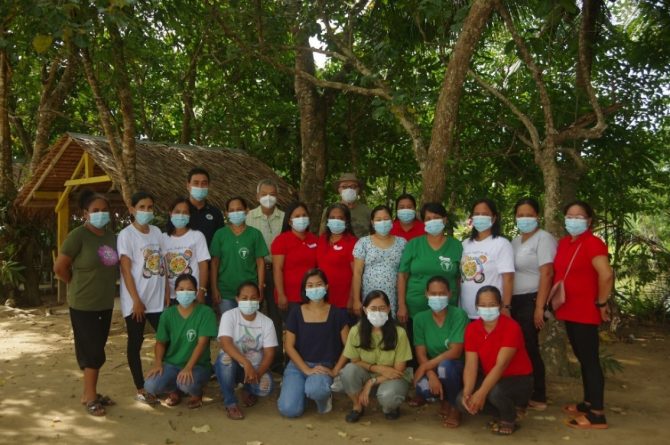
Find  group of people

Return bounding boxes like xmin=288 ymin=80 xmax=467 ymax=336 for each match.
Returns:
xmin=53 ymin=170 xmax=614 ymax=434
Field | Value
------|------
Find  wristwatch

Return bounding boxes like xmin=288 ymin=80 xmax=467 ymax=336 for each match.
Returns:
xmin=595 ymin=301 xmax=608 ymax=307
xmin=198 ymin=287 xmax=207 ymax=293
xmin=503 ymin=304 xmax=512 ymax=309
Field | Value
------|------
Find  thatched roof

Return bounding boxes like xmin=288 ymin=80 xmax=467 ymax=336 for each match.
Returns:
xmin=16 ymin=133 xmax=297 ymax=218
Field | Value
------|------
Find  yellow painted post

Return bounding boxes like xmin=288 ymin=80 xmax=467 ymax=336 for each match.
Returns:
xmin=84 ymin=152 xmax=94 ymax=178
xmin=56 ymin=195 xmax=69 ymax=304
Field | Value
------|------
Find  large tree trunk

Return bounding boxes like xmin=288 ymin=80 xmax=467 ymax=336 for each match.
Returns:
xmin=0 ymin=48 xmax=15 ymax=198
xmin=180 ymin=38 xmax=203 ymax=145
xmin=422 ymin=0 xmax=495 ymax=202
xmin=294 ymin=31 xmax=327 ymax=229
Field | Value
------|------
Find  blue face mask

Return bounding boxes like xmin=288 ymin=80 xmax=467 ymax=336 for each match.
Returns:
xmin=89 ymin=211 xmax=110 ymax=229
xmin=397 ymin=209 xmax=416 ymax=223
xmin=472 ymin=215 xmax=493 ymax=232
xmin=291 ymin=216 xmax=310 ymax=232
xmin=190 ymin=186 xmax=208 ymax=201
xmin=427 ymin=296 xmax=449 ymax=313
xmin=171 ymin=214 xmax=190 ymax=229
xmin=228 ymin=211 xmax=246 ymax=226
xmin=176 ymin=290 xmax=196 ymax=308
xmin=565 ymin=218 xmax=588 ymax=236
xmin=374 ymin=220 xmax=392 ymax=236
xmin=425 ymin=219 xmax=446 ymax=236
xmin=327 ymin=219 xmax=346 ymax=235
xmin=305 ymin=287 xmax=327 ymax=301
xmin=516 ymin=217 xmax=538 ymax=234
xmin=238 ymin=300 xmax=259 ymax=315
xmin=477 ymin=306 xmax=500 ymax=322
xmin=135 ymin=210 xmax=154 ymax=226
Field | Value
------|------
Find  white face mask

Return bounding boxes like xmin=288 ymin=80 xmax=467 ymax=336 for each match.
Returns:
xmin=366 ymin=310 xmax=388 ymax=328
xmin=259 ymin=195 xmax=277 ymax=209
xmin=340 ymin=188 xmax=358 ymax=203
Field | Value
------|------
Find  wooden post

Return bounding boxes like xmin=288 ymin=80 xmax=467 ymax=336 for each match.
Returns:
xmin=56 ymin=194 xmax=68 ymax=304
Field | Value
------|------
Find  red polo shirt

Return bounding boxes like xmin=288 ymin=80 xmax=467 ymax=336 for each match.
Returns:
xmin=464 ymin=315 xmax=532 ymax=377
xmin=554 ymin=230 xmax=609 ymax=325
xmin=390 ymin=219 xmax=425 ymax=241
xmin=317 ymin=233 xmax=357 ymax=309
xmin=271 ymin=231 xmax=318 ymax=303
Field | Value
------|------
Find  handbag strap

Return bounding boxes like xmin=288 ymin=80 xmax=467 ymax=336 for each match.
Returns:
xmin=563 ymin=243 xmax=582 ymax=280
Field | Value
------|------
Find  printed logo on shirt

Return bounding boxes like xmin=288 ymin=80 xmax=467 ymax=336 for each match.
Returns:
xmin=98 ymin=245 xmax=119 ymax=267
xmin=142 ymin=248 xmax=165 ymax=278
xmin=439 ymin=255 xmax=454 ymax=272
xmin=186 ymin=329 xmax=197 ymax=342
xmin=239 ymin=247 xmax=250 ymax=260
xmin=461 ymin=254 xmax=487 ymax=283
xmin=444 ymin=337 xmax=450 ymax=350
xmin=307 ymin=243 xmax=317 ymax=249
xmin=165 ymin=250 xmax=193 ymax=278
xmin=333 ymin=244 xmax=343 ymax=251
xmin=206 ymin=213 xmax=214 ymax=220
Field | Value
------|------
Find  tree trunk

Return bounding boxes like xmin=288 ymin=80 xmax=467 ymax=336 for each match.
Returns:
xmin=180 ymin=38 xmax=203 ymax=145
xmin=294 ymin=31 xmax=327 ymax=229
xmin=18 ymin=227 xmax=41 ymax=307
xmin=422 ymin=0 xmax=495 ymax=202
xmin=0 ymin=48 xmax=15 ymax=198
xmin=538 ymin=148 xmax=563 ymax=237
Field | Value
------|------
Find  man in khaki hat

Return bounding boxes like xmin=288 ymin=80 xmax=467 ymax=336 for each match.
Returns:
xmin=319 ymin=173 xmax=371 ymax=238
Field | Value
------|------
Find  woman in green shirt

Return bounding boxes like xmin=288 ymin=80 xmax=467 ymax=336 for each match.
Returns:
xmin=341 ymin=290 xmax=412 ymax=423
xmin=411 ymin=276 xmax=468 ymax=428
xmin=54 ymin=189 xmax=120 ymax=416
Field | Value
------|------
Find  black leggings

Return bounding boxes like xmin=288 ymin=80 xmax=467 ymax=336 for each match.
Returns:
xmin=511 ymin=292 xmax=546 ymax=402
xmin=125 ymin=312 xmax=161 ymax=390
xmin=565 ymin=321 xmax=604 ymax=410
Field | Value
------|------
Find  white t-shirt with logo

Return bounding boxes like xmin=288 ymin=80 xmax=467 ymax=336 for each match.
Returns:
xmin=512 ymin=229 xmax=557 ymax=295
xmin=460 ymin=235 xmax=515 ymax=319
xmin=217 ymin=308 xmax=278 ymax=367
xmin=161 ymin=229 xmax=211 ymax=299
xmin=117 ymin=224 xmax=166 ymax=317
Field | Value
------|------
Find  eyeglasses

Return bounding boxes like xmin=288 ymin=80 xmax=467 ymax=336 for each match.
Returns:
xmin=367 ymin=305 xmax=388 ymax=312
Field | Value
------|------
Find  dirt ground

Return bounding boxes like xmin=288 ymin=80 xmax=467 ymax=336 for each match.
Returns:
xmin=0 ymin=301 xmax=668 ymax=445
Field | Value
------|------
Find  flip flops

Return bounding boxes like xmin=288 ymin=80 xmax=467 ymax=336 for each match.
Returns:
xmin=563 ymin=402 xmax=590 ymax=416
xmin=85 ymin=400 xmax=106 ymax=416
xmin=567 ymin=413 xmax=608 ymax=430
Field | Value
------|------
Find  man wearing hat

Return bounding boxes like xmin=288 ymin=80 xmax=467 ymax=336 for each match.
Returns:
xmin=319 ymin=173 xmax=371 ymax=238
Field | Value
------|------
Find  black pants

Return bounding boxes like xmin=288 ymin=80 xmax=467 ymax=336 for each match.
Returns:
xmin=70 ymin=308 xmax=113 ymax=370
xmin=260 ymin=265 xmax=285 ymax=371
xmin=565 ymin=321 xmax=604 ymax=410
xmin=457 ymin=374 xmax=533 ymax=423
xmin=125 ymin=312 xmax=161 ymax=390
xmin=511 ymin=292 xmax=546 ymax=402
xmin=404 ymin=316 xmax=418 ymax=370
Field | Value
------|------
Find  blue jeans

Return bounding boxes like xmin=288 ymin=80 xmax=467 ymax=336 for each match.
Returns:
xmin=144 ymin=363 xmax=211 ymax=397
xmin=415 ymin=359 xmax=464 ymax=406
xmin=214 ymin=351 xmax=274 ymax=407
xmin=277 ymin=360 xmax=333 ymax=417
xmin=219 ymin=298 xmax=238 ymax=315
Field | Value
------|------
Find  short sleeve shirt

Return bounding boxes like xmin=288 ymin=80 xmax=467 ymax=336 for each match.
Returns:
xmin=60 ymin=225 xmax=119 ymax=311
xmin=343 ymin=324 xmax=413 ymax=370
xmin=271 ymin=231 xmax=318 ymax=303
xmin=399 ymin=235 xmax=463 ymax=317
xmin=390 ymin=219 xmax=425 ymax=241
xmin=316 ymin=233 xmax=357 ymax=308
xmin=413 ymin=306 xmax=468 ymax=359
xmin=554 ymin=231 xmax=609 ymax=325
xmin=512 ymin=229 xmax=557 ymax=295
xmin=156 ymin=303 xmax=218 ymax=370
xmin=464 ymin=315 xmax=532 ymax=377
xmin=246 ymin=206 xmax=284 ymax=263
xmin=286 ymin=305 xmax=349 ymax=364
xmin=189 ymin=202 xmax=224 ymax=247
xmin=210 ymin=225 xmax=269 ymax=300
xmin=162 ymin=230 xmax=211 ymax=299
xmin=460 ymin=236 xmax=515 ymax=319
xmin=117 ymin=224 xmax=165 ymax=317
xmin=218 ymin=309 xmax=278 ymax=367
xmin=353 ymin=236 xmax=407 ymax=312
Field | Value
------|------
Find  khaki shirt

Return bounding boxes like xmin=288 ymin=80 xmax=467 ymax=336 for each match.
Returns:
xmin=246 ymin=206 xmax=284 ymax=263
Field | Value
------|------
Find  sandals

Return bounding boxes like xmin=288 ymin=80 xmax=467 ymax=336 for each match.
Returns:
xmin=165 ymin=391 xmax=182 ymax=407
xmin=563 ymin=402 xmax=590 ymax=416
xmin=135 ymin=392 xmax=160 ymax=405
xmin=241 ymin=392 xmax=258 ymax=407
xmin=528 ymin=400 xmax=548 ymax=411
xmin=226 ymin=404 xmax=245 ymax=420
xmin=85 ymin=400 xmax=106 ymax=417
xmin=345 ymin=408 xmax=364 ymax=423
xmin=494 ymin=420 xmax=519 ymax=435
xmin=567 ymin=412 xmax=608 ymax=430
xmin=187 ymin=397 xmax=203 ymax=409
xmin=407 ymin=396 xmax=426 ymax=408
xmin=384 ymin=408 xmax=400 ymax=420
xmin=443 ymin=409 xmax=461 ymax=428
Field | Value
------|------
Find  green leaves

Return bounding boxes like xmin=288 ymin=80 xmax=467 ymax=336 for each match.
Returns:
xmin=31 ymin=34 xmax=53 ymax=53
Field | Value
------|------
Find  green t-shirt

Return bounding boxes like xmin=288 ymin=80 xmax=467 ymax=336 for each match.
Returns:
xmin=210 ymin=225 xmax=269 ymax=300
xmin=399 ymin=235 xmax=463 ymax=317
xmin=156 ymin=304 xmax=218 ymax=370
xmin=412 ymin=306 xmax=468 ymax=359
xmin=60 ymin=225 xmax=119 ymax=311
xmin=343 ymin=324 xmax=413 ymax=377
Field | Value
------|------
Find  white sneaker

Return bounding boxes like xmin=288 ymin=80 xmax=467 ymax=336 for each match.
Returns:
xmin=322 ymin=395 xmax=333 ymax=414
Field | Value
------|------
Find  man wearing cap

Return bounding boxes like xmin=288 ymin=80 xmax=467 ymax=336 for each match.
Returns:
xmin=319 ymin=173 xmax=371 ymax=238
xmin=246 ymin=178 xmax=286 ymax=371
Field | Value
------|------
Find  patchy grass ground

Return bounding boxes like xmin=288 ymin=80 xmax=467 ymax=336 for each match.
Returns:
xmin=0 ymin=301 xmax=668 ymax=445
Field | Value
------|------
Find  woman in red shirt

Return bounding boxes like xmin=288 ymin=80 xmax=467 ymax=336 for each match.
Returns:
xmin=458 ymin=285 xmax=532 ymax=436
xmin=317 ymin=203 xmax=357 ymax=311
xmin=390 ymin=193 xmax=425 ymax=241
xmin=271 ymin=202 xmax=318 ymax=318
xmin=554 ymin=201 xmax=613 ymax=430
